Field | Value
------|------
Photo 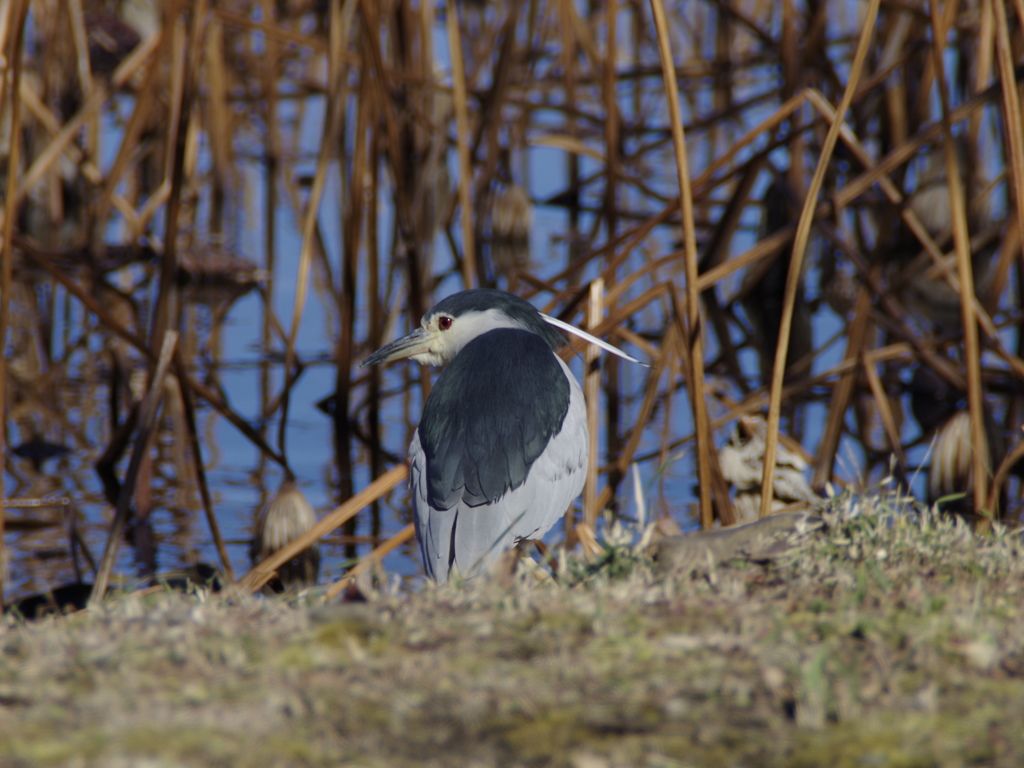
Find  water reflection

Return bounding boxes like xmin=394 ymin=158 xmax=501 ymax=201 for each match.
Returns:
xmin=4 ymin=1 xmax=1024 ymax=602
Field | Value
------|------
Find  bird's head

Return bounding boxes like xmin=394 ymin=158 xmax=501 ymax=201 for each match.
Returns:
xmin=361 ymin=288 xmax=647 ymax=370
xmin=360 ymin=289 xmax=565 ymax=369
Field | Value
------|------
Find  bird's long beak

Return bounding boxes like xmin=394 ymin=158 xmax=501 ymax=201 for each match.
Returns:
xmin=360 ymin=328 xmax=436 ymax=368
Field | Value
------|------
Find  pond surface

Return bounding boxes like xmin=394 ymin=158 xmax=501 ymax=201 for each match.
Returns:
xmin=4 ymin=1 xmax=1023 ymax=600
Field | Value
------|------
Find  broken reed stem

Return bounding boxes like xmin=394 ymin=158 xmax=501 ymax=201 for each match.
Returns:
xmin=861 ymin=353 xmax=908 ymax=475
xmin=235 ymin=464 xmax=408 ymax=595
xmin=172 ymin=354 xmax=235 ymax=582
xmin=759 ymin=0 xmax=880 ymax=519
xmin=647 ymin=0 xmax=714 ymax=529
xmin=325 ymin=522 xmax=416 ymax=598
xmin=90 ymin=331 xmax=180 ymax=606
xmin=152 ymin=0 xmax=208 ymax=359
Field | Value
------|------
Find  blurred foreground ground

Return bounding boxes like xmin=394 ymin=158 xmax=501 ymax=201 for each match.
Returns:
xmin=2 ymin=492 xmax=1024 ymax=767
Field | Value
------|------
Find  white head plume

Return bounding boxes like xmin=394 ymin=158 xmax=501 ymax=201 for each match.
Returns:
xmin=541 ymin=313 xmax=648 ymax=367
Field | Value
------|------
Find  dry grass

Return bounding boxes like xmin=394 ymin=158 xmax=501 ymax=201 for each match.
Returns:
xmin=3 ymin=491 xmax=1024 ymax=766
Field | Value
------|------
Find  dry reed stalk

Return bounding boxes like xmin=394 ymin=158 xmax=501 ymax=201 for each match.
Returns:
xmin=691 ymin=93 xmax=806 ymax=197
xmin=171 ymin=354 xmax=234 ymax=582
xmin=151 ymin=0 xmax=207 ymax=356
xmin=600 ymin=283 xmax=671 ymax=336
xmin=90 ymin=331 xmax=180 ymax=606
xmin=814 ymin=220 xmax=971 ymax=390
xmin=926 ymin=0 xmax=987 ymax=521
xmin=987 ymin=221 xmax=1021 ymax=313
xmin=555 ymin=0 xmax=582 ymax=249
xmin=780 ymin=0 xmax=806 ymax=196
xmin=582 ymin=279 xmax=604 ymax=539
xmin=0 ymin=0 xmax=31 ymax=608
xmin=648 ymin=338 xmax=918 ymax=477
xmin=991 ymin=0 xmax=1024 ymax=271
xmin=809 ymin=90 xmax=1008 ymax=362
xmin=472 ymin=64 xmax=523 ymax=270
xmin=968 ymin=0 xmax=995 ymax=150
xmin=366 ymin=82 xmax=386 ymax=498
xmin=613 ymin=326 xmax=659 ymax=363
xmin=333 ymin=0 xmax=361 ymax=509
xmin=19 ymin=237 xmax=289 ymax=467
xmin=205 ymin=18 xmax=232 ymax=200
xmin=445 ymin=0 xmax=476 ymax=288
xmin=530 ymin=134 xmax=605 ymax=163
xmin=555 ymin=284 xmax=667 ymax=369
xmin=655 ymin=353 xmax=951 ymax=472
xmin=555 ymin=207 xmax=675 ymax=290
xmin=833 ymin=71 xmax=1017 ymax=212
xmin=65 ymin=0 xmax=95 ymax=150
xmin=601 ymin=0 xmax=622 ymax=479
xmin=91 ymin=40 xmax=163 ymax=235
xmin=213 ymin=7 xmax=331 ymax=57
xmin=861 ymin=353 xmax=908 ymax=475
xmin=670 ymin=282 xmax=737 ymax=527
xmin=988 ymin=435 xmax=1024 ymax=513
xmin=8 ymin=32 xmax=160 ymax=218
xmin=258 ymin=0 xmax=282 ymax=467
xmin=701 ymin=159 xmax=766 ymax=389
xmin=0 ymin=4 xmax=14 ymax=91
xmin=811 ymin=283 xmax=876 ymax=491
xmin=759 ymin=0 xmax=879 ymax=518
xmin=611 ymin=322 xmax=676 ymax=487
xmin=11 ymin=97 xmax=136 ymax=231
xmin=283 ymin=68 xmax=333 ymax=457
xmin=325 ymin=522 xmax=416 ymax=598
xmin=648 ymin=0 xmax=714 ymax=529
xmin=1013 ymin=0 xmax=1024 ymax=37
xmin=235 ymin=463 xmax=408 ymax=595
xmin=694 ymin=228 xmax=792 ymax=292
xmin=353 ymin=3 xmax=402 ymax=246
xmin=282 ymin=1 xmax=355 ymax=481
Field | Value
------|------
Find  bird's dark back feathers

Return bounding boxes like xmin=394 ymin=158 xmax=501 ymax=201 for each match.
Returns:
xmin=418 ymin=328 xmax=570 ymax=509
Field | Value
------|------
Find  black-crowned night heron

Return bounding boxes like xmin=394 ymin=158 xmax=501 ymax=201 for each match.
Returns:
xmin=362 ymin=288 xmax=638 ymax=583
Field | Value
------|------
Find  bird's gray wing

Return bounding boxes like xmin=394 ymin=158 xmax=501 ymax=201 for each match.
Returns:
xmin=409 ymin=431 xmax=453 ymax=582
xmin=417 ymin=329 xmax=570 ymax=510
xmin=411 ymin=354 xmax=587 ymax=582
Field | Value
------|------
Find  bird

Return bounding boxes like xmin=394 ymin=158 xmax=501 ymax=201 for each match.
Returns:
xmin=361 ymin=288 xmax=640 ymax=583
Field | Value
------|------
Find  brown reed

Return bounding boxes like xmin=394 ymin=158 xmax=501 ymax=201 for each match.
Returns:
xmin=2 ymin=0 xmax=1023 ymax=600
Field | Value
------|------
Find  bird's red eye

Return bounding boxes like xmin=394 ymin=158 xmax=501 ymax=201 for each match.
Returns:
xmin=438 ymin=316 xmax=453 ymax=330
